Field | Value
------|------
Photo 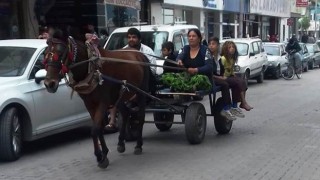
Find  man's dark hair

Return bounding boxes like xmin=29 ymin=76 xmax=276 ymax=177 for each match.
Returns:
xmin=208 ymin=37 xmax=219 ymax=44
xmin=127 ymin=27 xmax=141 ymax=39
xmin=161 ymin=41 xmax=174 ymax=52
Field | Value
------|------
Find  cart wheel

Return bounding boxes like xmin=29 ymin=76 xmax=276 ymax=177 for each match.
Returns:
xmin=117 ymin=113 xmax=138 ymax=142
xmin=185 ymin=102 xmax=206 ymax=144
xmin=213 ymin=97 xmax=233 ymax=134
xmin=153 ymin=112 xmax=174 ymax=131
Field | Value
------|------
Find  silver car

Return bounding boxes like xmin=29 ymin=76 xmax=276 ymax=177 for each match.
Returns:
xmin=0 ymin=39 xmax=90 ymax=161
xmin=263 ymin=43 xmax=288 ymax=79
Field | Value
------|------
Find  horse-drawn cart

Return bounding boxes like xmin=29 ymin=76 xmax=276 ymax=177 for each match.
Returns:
xmin=121 ymin=85 xmax=233 ymax=144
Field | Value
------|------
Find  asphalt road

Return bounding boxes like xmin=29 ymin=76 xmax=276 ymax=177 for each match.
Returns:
xmin=1 ymin=69 xmax=320 ymax=180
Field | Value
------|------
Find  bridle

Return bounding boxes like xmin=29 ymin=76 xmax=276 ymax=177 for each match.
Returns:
xmin=44 ymin=37 xmax=77 ymax=79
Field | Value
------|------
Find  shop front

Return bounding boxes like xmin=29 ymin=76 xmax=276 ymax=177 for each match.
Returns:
xmin=250 ymin=0 xmax=290 ymax=41
xmin=0 ymin=0 xmax=25 ymax=40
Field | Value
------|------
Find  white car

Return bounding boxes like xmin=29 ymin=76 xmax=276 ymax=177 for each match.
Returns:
xmin=263 ymin=42 xmax=288 ymax=79
xmin=221 ymin=38 xmax=268 ymax=84
xmin=104 ymin=24 xmax=198 ymax=75
xmin=0 ymin=39 xmax=90 ymax=161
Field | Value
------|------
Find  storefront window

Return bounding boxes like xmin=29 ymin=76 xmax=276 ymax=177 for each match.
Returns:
xmin=106 ymin=5 xmax=138 ymax=28
xmin=0 ymin=0 xmax=24 ymax=40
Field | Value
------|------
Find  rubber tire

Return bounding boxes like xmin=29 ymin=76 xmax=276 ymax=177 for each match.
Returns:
xmin=117 ymin=113 xmax=138 ymax=142
xmin=273 ymin=66 xmax=281 ymax=79
xmin=0 ymin=107 xmax=23 ymax=161
xmin=244 ymin=71 xmax=249 ymax=87
xmin=309 ymin=60 xmax=315 ymax=70
xmin=304 ymin=63 xmax=309 ymax=72
xmin=184 ymin=102 xmax=207 ymax=144
xmin=213 ymin=97 xmax=233 ymax=134
xmin=257 ymin=69 xmax=264 ymax=83
xmin=153 ymin=112 xmax=174 ymax=131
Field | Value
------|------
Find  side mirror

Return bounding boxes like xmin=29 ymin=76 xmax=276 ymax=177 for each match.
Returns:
xmin=281 ymin=52 xmax=287 ymax=56
xmin=35 ymin=69 xmax=47 ymax=84
xmin=249 ymin=52 xmax=255 ymax=57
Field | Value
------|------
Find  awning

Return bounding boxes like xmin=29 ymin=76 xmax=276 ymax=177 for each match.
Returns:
xmin=291 ymin=12 xmax=302 ymax=18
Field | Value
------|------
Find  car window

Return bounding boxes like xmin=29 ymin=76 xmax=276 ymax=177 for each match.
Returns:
xmin=306 ymin=44 xmax=314 ymax=53
xmin=0 ymin=47 xmax=36 ymax=77
xmin=105 ymin=31 xmax=169 ymax=56
xmin=29 ymin=48 xmax=46 ymax=79
xmin=253 ymin=42 xmax=259 ymax=54
xmin=234 ymin=42 xmax=249 ymax=56
xmin=264 ymin=46 xmax=280 ymax=56
xmin=173 ymin=33 xmax=183 ymax=52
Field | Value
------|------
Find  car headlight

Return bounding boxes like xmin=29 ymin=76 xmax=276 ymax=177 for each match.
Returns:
xmin=234 ymin=65 xmax=241 ymax=72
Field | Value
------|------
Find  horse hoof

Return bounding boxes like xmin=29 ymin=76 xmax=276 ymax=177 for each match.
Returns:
xmin=98 ymin=157 xmax=109 ymax=169
xmin=134 ymin=147 xmax=142 ymax=155
xmin=117 ymin=145 xmax=126 ymax=153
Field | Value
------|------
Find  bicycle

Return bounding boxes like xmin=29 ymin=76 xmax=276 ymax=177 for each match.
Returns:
xmin=282 ymin=50 xmax=302 ymax=80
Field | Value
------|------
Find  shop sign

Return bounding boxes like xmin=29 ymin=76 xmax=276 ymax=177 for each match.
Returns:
xmin=163 ymin=0 xmax=223 ymax=10
xmin=105 ymin=0 xmax=141 ymax=10
xmin=250 ymin=0 xmax=290 ymax=17
xmin=296 ymin=0 xmax=308 ymax=7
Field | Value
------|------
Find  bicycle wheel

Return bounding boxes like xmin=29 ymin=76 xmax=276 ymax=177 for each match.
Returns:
xmin=295 ymin=65 xmax=302 ymax=79
xmin=282 ymin=63 xmax=294 ymax=80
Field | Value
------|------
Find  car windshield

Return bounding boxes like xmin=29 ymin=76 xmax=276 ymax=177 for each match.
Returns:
xmin=234 ymin=43 xmax=249 ymax=56
xmin=105 ymin=31 xmax=169 ymax=56
xmin=306 ymin=44 xmax=314 ymax=53
xmin=0 ymin=47 xmax=36 ymax=77
xmin=264 ymin=46 xmax=280 ymax=56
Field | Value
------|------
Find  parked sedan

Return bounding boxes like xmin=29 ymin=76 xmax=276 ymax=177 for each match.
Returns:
xmin=305 ymin=43 xmax=320 ymax=69
xmin=263 ymin=43 xmax=288 ymax=79
xmin=0 ymin=39 xmax=91 ymax=161
xmin=299 ymin=43 xmax=311 ymax=72
xmin=220 ymin=38 xmax=268 ymax=85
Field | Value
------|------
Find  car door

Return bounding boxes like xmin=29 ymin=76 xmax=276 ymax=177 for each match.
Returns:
xmin=28 ymin=48 xmax=79 ymax=134
xmin=251 ymin=42 xmax=261 ymax=75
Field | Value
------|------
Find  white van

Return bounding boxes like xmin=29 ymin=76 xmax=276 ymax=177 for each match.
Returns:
xmin=103 ymin=24 xmax=198 ymax=74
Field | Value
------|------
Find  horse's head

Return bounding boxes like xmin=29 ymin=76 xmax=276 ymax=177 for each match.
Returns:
xmin=43 ymin=26 xmax=88 ymax=93
xmin=43 ymin=27 xmax=70 ymax=93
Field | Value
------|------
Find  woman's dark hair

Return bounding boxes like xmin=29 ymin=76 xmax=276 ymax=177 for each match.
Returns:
xmin=220 ymin=41 xmax=239 ymax=63
xmin=162 ymin=41 xmax=175 ymax=53
xmin=127 ymin=27 xmax=141 ymax=39
xmin=208 ymin=37 xmax=219 ymax=44
xmin=188 ymin=28 xmax=202 ymax=43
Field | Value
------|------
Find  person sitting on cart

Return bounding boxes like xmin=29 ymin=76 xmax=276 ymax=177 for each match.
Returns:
xmin=220 ymin=41 xmax=253 ymax=112
xmin=176 ymin=28 xmax=213 ymax=83
xmin=161 ymin=41 xmax=180 ymax=74
xmin=208 ymin=37 xmax=237 ymax=121
xmin=105 ymin=27 xmax=158 ymax=132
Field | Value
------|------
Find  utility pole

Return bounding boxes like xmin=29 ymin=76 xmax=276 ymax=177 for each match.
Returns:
xmin=239 ymin=0 xmax=244 ymax=38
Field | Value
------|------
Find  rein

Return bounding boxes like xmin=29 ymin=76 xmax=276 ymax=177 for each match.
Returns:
xmin=68 ymin=56 xmax=187 ymax=71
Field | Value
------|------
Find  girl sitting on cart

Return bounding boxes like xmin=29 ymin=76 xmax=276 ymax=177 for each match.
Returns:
xmin=220 ymin=41 xmax=253 ymax=111
xmin=208 ymin=37 xmax=238 ymax=121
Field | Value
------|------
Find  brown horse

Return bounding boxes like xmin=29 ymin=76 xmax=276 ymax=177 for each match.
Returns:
xmin=43 ymin=26 xmax=150 ymax=168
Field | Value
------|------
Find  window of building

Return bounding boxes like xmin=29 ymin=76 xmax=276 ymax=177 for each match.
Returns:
xmin=163 ymin=8 xmax=174 ymax=24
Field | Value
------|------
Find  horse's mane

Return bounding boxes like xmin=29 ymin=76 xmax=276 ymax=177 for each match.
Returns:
xmin=50 ymin=25 xmax=91 ymax=42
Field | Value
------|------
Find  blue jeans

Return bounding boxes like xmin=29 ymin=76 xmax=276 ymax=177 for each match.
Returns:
xmin=289 ymin=52 xmax=302 ymax=68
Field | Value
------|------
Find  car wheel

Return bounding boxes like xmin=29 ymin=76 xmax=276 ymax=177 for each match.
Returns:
xmin=257 ymin=69 xmax=264 ymax=83
xmin=273 ymin=66 xmax=281 ymax=79
xmin=244 ymin=71 xmax=249 ymax=87
xmin=0 ymin=107 xmax=23 ymax=161
xmin=304 ymin=63 xmax=309 ymax=72
xmin=309 ymin=60 xmax=315 ymax=70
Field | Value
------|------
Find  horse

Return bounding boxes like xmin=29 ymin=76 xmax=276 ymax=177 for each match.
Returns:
xmin=43 ymin=26 xmax=150 ymax=168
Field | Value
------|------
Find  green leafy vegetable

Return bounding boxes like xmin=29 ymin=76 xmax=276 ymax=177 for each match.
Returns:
xmin=161 ymin=72 xmax=212 ymax=92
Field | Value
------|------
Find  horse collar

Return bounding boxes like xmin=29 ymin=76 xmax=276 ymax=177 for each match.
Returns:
xmin=68 ymin=36 xmax=78 ymax=64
